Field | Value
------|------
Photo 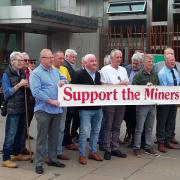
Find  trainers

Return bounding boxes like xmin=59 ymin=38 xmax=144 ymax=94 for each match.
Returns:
xmin=2 ymin=160 xmax=17 ymax=168
xmin=133 ymin=149 xmax=141 ymax=158
xmin=11 ymin=154 xmax=31 ymax=161
xmin=145 ymin=148 xmax=159 ymax=156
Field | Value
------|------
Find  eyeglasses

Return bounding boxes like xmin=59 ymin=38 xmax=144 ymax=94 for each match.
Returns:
xmin=29 ymin=61 xmax=36 ymax=64
xmin=41 ymin=56 xmax=54 ymax=59
xmin=24 ymin=59 xmax=30 ymax=62
xmin=14 ymin=59 xmax=24 ymax=63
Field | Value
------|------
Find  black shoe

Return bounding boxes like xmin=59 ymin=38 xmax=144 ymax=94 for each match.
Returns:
xmin=111 ymin=150 xmax=127 ymax=158
xmin=35 ymin=166 xmax=44 ymax=174
xmin=47 ymin=161 xmax=66 ymax=168
xmin=104 ymin=151 xmax=111 ymax=160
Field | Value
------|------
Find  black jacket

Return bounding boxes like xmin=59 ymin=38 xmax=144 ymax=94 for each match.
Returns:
xmin=75 ymin=68 xmax=101 ymax=110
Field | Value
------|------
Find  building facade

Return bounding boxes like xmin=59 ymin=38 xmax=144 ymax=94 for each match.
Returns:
xmin=0 ymin=0 xmax=180 ymax=72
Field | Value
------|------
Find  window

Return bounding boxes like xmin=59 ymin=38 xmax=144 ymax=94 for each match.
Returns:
xmin=173 ymin=0 xmax=180 ymax=9
xmin=107 ymin=1 xmax=146 ymax=14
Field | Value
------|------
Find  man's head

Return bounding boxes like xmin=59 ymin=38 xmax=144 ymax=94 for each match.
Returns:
xmin=143 ymin=54 xmax=154 ymax=73
xmin=28 ymin=59 xmax=36 ymax=70
xmin=110 ymin=49 xmax=122 ymax=68
xmin=65 ymin=49 xmax=77 ymax=64
xmin=22 ymin=52 xmax=30 ymax=68
xmin=131 ymin=52 xmax=143 ymax=71
xmin=164 ymin=47 xmax=174 ymax=56
xmin=53 ymin=51 xmax=65 ymax=68
xmin=80 ymin=56 xmax=86 ymax=68
xmin=84 ymin=54 xmax=97 ymax=72
xmin=40 ymin=49 xmax=54 ymax=69
xmin=165 ymin=54 xmax=176 ymax=69
xmin=10 ymin=51 xmax=24 ymax=70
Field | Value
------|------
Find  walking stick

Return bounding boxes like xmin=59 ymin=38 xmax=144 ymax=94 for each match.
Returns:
xmin=24 ymin=87 xmax=33 ymax=163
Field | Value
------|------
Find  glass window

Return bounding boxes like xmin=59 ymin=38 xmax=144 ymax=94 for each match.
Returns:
xmin=107 ymin=1 xmax=146 ymax=14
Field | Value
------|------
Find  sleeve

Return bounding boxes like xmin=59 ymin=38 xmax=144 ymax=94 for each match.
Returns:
xmin=2 ymin=73 xmax=15 ymax=99
xmin=29 ymin=71 xmax=50 ymax=102
xmin=100 ymin=69 xmax=108 ymax=83
xmin=123 ymin=68 xmax=129 ymax=81
xmin=158 ymin=71 xmax=167 ymax=86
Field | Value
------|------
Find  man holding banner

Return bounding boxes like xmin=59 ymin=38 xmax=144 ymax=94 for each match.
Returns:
xmin=156 ymin=49 xmax=180 ymax=153
xmin=100 ymin=49 xmax=129 ymax=160
xmin=132 ymin=54 xmax=159 ymax=157
xmin=75 ymin=54 xmax=103 ymax=165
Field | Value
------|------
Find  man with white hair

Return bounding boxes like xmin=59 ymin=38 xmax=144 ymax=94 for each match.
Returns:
xmin=75 ymin=54 xmax=103 ymax=165
xmin=100 ymin=49 xmax=129 ymax=160
xmin=1 ymin=51 xmax=31 ymax=168
xmin=124 ymin=52 xmax=143 ymax=146
xmin=63 ymin=49 xmax=79 ymax=150
xmin=30 ymin=49 xmax=67 ymax=174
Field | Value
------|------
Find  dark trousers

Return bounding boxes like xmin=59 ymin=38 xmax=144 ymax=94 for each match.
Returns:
xmin=63 ymin=107 xmax=79 ymax=146
xmin=156 ymin=105 xmax=177 ymax=144
xmin=3 ymin=113 xmax=24 ymax=161
xmin=124 ymin=105 xmax=145 ymax=147
xmin=102 ymin=106 xmax=125 ymax=152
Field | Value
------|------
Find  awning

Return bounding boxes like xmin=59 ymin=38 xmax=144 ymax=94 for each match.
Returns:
xmin=0 ymin=6 xmax=98 ymax=34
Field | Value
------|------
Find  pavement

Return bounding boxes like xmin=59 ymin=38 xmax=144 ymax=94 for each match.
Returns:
xmin=0 ymin=109 xmax=180 ymax=180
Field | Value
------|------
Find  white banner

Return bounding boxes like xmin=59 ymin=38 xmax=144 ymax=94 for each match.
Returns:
xmin=58 ymin=84 xmax=180 ymax=107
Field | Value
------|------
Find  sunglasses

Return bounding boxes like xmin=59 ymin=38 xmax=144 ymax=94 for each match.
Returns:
xmin=29 ymin=61 xmax=36 ymax=64
xmin=24 ymin=59 xmax=30 ymax=62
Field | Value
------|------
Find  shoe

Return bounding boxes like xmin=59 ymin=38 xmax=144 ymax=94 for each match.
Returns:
xmin=111 ymin=150 xmax=127 ymax=158
xmin=99 ymin=145 xmax=105 ymax=151
xmin=166 ymin=143 xmax=179 ymax=149
xmin=79 ymin=156 xmax=87 ymax=165
xmin=2 ymin=160 xmax=17 ymax=168
xmin=11 ymin=154 xmax=31 ymax=161
xmin=47 ymin=161 xmax=66 ymax=168
xmin=35 ymin=166 xmax=44 ymax=174
xmin=133 ymin=149 xmax=141 ymax=158
xmin=65 ymin=144 xmax=78 ymax=151
xmin=171 ymin=136 xmax=179 ymax=144
xmin=88 ymin=152 xmax=103 ymax=161
xmin=158 ymin=144 xmax=167 ymax=153
xmin=21 ymin=148 xmax=34 ymax=155
xmin=144 ymin=148 xmax=159 ymax=156
xmin=57 ymin=154 xmax=70 ymax=160
xmin=104 ymin=151 xmax=111 ymax=160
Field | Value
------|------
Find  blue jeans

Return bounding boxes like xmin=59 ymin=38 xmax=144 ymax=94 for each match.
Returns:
xmin=3 ymin=114 xmax=24 ymax=161
xmin=133 ymin=105 xmax=155 ymax=150
xmin=57 ymin=108 xmax=67 ymax=155
xmin=79 ymin=109 xmax=102 ymax=156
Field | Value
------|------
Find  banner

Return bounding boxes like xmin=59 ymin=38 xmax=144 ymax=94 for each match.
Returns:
xmin=58 ymin=84 xmax=180 ymax=107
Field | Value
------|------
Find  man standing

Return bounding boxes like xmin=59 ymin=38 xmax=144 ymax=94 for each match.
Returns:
xmin=63 ymin=49 xmax=79 ymax=150
xmin=2 ymin=51 xmax=31 ymax=168
xmin=52 ymin=50 xmax=70 ymax=160
xmin=124 ymin=52 xmax=143 ymax=146
xmin=156 ymin=48 xmax=180 ymax=153
xmin=132 ymin=54 xmax=159 ymax=157
xmin=30 ymin=49 xmax=66 ymax=174
xmin=75 ymin=54 xmax=103 ymax=165
xmin=100 ymin=49 xmax=129 ymax=160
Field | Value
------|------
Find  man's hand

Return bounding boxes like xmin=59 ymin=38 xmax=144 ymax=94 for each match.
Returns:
xmin=118 ymin=81 xmax=129 ymax=86
xmin=47 ymin=99 xmax=60 ymax=107
xmin=19 ymin=79 xmax=28 ymax=87
xmin=146 ymin=82 xmax=153 ymax=86
xmin=58 ymin=80 xmax=66 ymax=87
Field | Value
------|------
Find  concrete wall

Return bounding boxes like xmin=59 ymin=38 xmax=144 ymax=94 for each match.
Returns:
xmin=24 ymin=33 xmax=47 ymax=62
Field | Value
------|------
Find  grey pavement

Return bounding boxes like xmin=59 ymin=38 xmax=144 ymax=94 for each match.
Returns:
xmin=0 ymin=109 xmax=180 ymax=180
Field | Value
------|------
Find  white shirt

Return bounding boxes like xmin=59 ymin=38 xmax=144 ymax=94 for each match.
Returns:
xmin=100 ymin=64 xmax=129 ymax=84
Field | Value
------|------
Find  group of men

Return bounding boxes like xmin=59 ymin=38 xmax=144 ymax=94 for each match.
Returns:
xmin=1 ymin=47 xmax=179 ymax=174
